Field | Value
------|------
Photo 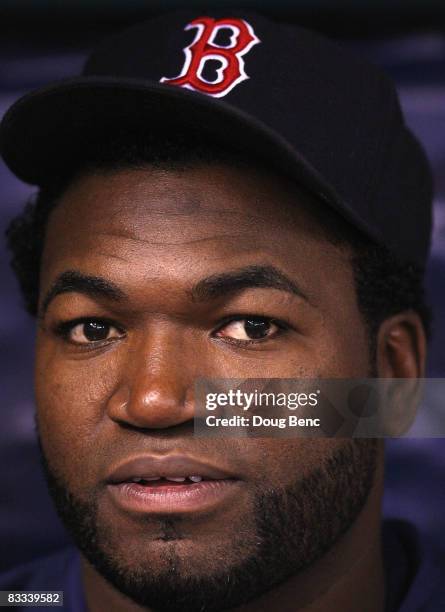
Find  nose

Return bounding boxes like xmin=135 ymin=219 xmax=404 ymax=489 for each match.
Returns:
xmin=106 ymin=327 xmax=196 ymax=429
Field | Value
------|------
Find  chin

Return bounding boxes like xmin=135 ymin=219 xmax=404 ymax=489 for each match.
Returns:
xmin=96 ymin=518 xmax=254 ymax=581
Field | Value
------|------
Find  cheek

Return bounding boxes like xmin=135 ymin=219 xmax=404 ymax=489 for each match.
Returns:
xmin=311 ymin=305 xmax=371 ymax=377
xmin=34 ymin=336 xmax=120 ymax=481
xmin=316 ymin=327 xmax=370 ymax=376
xmin=244 ymin=439 xmax=347 ymax=488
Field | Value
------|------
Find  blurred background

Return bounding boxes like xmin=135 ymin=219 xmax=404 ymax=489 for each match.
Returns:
xmin=0 ymin=1 xmax=444 ymax=571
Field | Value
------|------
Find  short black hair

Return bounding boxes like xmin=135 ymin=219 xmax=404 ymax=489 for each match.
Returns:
xmin=5 ymin=129 xmax=431 ymax=355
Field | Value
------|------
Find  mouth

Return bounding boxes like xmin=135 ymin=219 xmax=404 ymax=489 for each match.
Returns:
xmin=106 ymin=454 xmax=242 ymax=515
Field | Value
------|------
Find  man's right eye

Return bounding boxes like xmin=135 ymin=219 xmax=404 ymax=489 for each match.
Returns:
xmin=55 ymin=319 xmax=124 ymax=345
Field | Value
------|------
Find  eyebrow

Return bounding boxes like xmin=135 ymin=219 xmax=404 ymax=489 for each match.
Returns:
xmin=190 ymin=265 xmax=307 ymax=303
xmin=40 ymin=270 xmax=126 ymax=315
xmin=40 ymin=264 xmax=307 ymax=316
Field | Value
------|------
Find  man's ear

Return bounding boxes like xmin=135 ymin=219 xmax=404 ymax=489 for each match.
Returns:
xmin=376 ymin=311 xmax=427 ymax=379
xmin=375 ymin=312 xmax=427 ymax=436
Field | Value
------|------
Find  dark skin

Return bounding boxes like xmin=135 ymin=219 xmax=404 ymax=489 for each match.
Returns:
xmin=35 ymin=163 xmax=426 ymax=611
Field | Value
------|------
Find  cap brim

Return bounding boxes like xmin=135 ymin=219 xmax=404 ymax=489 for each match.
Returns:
xmin=0 ymin=76 xmax=377 ymax=242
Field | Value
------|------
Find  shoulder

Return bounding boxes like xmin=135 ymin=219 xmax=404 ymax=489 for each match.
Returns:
xmin=0 ymin=548 xmax=78 ymax=590
xmin=0 ymin=548 xmax=85 ymax=611
xmin=383 ymin=518 xmax=445 ymax=612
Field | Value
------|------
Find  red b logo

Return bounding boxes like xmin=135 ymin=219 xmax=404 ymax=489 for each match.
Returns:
xmin=160 ymin=17 xmax=260 ymax=98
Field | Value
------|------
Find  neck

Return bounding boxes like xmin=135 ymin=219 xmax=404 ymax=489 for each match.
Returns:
xmin=83 ymin=447 xmax=385 ymax=612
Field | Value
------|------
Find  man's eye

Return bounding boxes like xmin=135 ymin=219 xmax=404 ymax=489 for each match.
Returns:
xmin=215 ymin=317 xmax=282 ymax=342
xmin=63 ymin=320 xmax=123 ymax=345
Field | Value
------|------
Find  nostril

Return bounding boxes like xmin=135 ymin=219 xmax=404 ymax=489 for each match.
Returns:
xmin=106 ymin=384 xmax=131 ymax=420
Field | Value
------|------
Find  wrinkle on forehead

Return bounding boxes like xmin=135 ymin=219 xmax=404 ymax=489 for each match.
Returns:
xmin=94 ymin=208 xmax=266 ymax=236
xmin=92 ymin=231 xmax=254 ymax=248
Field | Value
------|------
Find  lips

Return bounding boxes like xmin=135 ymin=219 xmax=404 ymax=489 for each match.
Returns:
xmin=107 ymin=454 xmax=237 ymax=484
xmin=106 ymin=454 xmax=241 ymax=515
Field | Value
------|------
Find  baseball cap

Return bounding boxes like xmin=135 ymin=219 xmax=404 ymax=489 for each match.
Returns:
xmin=0 ymin=10 xmax=433 ymax=266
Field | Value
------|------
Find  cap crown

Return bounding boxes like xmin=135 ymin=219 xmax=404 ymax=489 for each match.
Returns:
xmin=0 ymin=10 xmax=433 ymax=264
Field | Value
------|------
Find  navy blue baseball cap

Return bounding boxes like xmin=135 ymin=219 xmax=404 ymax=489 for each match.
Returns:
xmin=0 ymin=10 xmax=433 ymax=265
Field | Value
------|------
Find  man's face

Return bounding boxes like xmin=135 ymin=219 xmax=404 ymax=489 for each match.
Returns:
xmin=35 ymin=163 xmax=377 ymax=611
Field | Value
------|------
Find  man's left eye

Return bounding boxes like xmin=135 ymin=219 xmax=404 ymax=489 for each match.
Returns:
xmin=68 ymin=321 xmax=123 ymax=345
xmin=215 ymin=317 xmax=282 ymax=342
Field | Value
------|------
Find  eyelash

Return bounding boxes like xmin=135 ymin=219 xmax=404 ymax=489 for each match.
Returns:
xmin=53 ymin=317 xmax=124 ymax=345
xmin=52 ymin=315 xmax=290 ymax=347
xmin=212 ymin=315 xmax=289 ymax=346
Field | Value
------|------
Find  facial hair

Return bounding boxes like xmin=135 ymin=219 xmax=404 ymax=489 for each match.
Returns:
xmin=39 ymin=438 xmax=377 ymax=612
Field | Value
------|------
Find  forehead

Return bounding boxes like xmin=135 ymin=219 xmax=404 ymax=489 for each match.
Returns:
xmin=43 ymin=162 xmax=342 ymax=251
xmin=40 ymin=163 xmax=353 ymax=302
